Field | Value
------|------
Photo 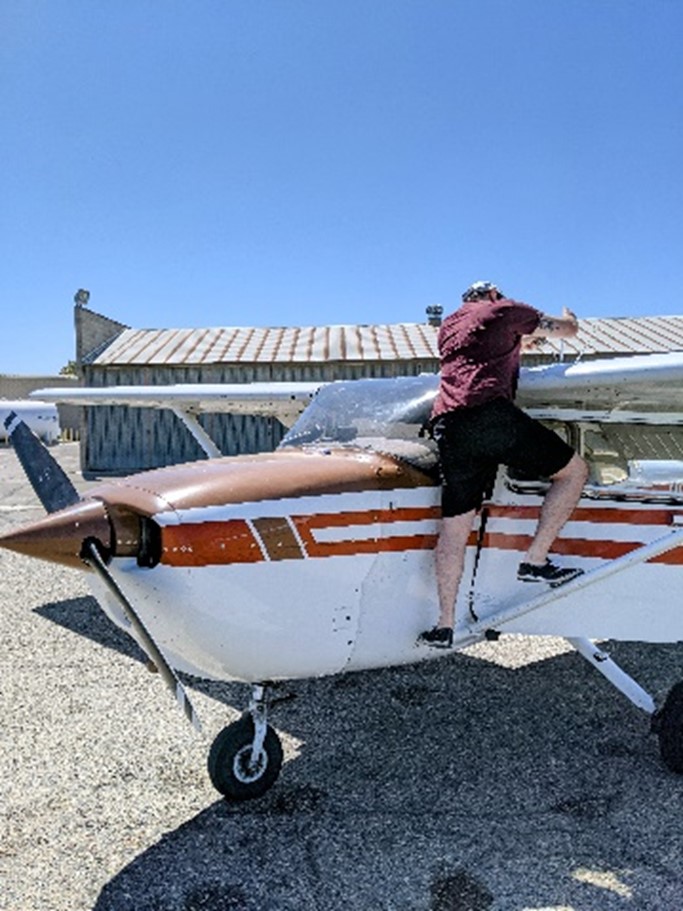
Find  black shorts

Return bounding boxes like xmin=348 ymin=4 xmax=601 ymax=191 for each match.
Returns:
xmin=432 ymin=398 xmax=575 ymax=517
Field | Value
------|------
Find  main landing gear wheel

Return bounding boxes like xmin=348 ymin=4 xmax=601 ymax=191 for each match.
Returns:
xmin=208 ymin=714 xmax=284 ymax=800
xmin=655 ymin=682 xmax=683 ymax=773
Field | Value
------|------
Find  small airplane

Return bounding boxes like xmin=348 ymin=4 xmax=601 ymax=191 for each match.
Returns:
xmin=3 ymin=351 xmax=683 ymax=801
xmin=0 ymin=399 xmax=60 ymax=444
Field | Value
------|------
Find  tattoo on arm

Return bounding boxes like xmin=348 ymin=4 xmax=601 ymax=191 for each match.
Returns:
xmin=537 ymin=316 xmax=559 ymax=332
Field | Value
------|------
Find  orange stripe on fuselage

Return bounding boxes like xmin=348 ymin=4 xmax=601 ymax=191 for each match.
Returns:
xmin=294 ymin=505 xmax=442 ymax=531
xmin=487 ymin=504 xmax=676 ymax=526
xmin=292 ymin=506 xmax=440 ymax=558
xmin=158 ymin=504 xmax=683 ymax=567
xmin=293 ymin=532 xmax=439 ymax=559
xmin=160 ymin=506 xmax=441 ymax=566
xmin=162 ymin=519 xmax=263 ymax=566
xmin=483 ymin=532 xmax=642 ymax=561
xmin=651 ymin=548 xmax=683 ymax=565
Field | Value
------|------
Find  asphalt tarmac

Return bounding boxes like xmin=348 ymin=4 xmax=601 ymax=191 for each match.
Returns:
xmin=2 ymin=443 xmax=683 ymax=911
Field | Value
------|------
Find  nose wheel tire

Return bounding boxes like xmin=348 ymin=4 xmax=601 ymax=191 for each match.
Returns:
xmin=656 ymin=682 xmax=683 ymax=773
xmin=208 ymin=715 xmax=284 ymax=800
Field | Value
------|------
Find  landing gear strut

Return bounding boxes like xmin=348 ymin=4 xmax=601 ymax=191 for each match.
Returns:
xmin=569 ymin=639 xmax=683 ymax=775
xmin=207 ymin=684 xmax=284 ymax=800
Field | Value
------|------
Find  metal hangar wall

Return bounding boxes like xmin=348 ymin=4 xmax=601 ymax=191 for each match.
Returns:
xmin=73 ymin=304 xmax=683 ymax=476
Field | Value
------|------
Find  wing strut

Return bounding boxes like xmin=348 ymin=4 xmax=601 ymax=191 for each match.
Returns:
xmin=567 ymin=637 xmax=656 ymax=713
xmin=171 ymin=408 xmax=222 ymax=458
xmin=462 ymin=525 xmax=683 ymax=643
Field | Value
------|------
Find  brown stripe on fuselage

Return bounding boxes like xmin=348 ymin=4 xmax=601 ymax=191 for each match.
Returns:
xmin=252 ymin=516 xmax=305 ymax=561
xmin=293 ymin=532 xmax=439 ymax=559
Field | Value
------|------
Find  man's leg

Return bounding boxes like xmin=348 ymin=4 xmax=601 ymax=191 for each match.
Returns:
xmin=434 ymin=509 xmax=477 ymax=629
xmin=523 ymin=453 xmax=589 ymax=566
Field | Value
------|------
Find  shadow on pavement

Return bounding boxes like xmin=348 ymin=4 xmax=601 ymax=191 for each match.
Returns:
xmin=91 ymin=642 xmax=683 ymax=911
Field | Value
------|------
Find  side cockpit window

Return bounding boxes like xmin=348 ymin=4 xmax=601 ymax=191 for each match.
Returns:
xmin=581 ymin=423 xmax=683 ymax=503
xmin=506 ymin=420 xmax=683 ymax=504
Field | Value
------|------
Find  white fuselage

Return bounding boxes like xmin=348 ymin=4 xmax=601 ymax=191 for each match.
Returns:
xmin=0 ymin=401 xmax=60 ymax=443
xmin=93 ymin=478 xmax=683 ymax=684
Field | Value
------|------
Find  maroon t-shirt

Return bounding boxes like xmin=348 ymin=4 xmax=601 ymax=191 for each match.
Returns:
xmin=431 ymin=297 xmax=541 ymax=417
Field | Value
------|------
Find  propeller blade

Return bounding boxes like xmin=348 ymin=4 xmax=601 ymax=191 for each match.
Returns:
xmin=3 ymin=411 xmax=79 ymax=513
xmin=83 ymin=540 xmax=202 ymax=732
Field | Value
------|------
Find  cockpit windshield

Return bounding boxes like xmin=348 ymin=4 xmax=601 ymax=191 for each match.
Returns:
xmin=279 ymin=375 xmax=440 ymax=474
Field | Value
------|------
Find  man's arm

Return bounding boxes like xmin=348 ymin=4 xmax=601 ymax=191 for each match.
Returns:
xmin=527 ymin=306 xmax=579 ymax=340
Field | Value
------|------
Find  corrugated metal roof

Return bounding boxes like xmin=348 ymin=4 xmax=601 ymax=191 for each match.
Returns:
xmin=528 ymin=316 xmax=683 ymax=357
xmin=90 ymin=315 xmax=683 ymax=367
xmin=91 ymin=322 xmax=440 ymax=366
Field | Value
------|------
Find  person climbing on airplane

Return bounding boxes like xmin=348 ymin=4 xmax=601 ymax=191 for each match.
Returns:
xmin=419 ymin=281 xmax=589 ymax=648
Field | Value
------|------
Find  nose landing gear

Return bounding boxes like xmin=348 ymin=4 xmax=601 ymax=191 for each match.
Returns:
xmin=207 ymin=684 xmax=284 ymax=800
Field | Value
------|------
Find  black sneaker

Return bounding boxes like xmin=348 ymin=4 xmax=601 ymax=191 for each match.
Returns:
xmin=517 ymin=560 xmax=584 ymax=587
xmin=417 ymin=626 xmax=453 ymax=649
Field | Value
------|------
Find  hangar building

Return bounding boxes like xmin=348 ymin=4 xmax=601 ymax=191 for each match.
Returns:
xmin=73 ymin=303 xmax=683 ymax=476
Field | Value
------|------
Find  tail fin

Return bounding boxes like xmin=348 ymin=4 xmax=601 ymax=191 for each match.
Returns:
xmin=4 ymin=412 xmax=80 ymax=513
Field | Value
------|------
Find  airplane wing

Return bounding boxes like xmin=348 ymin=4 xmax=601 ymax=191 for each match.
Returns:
xmin=32 ymin=382 xmax=323 ymax=458
xmin=517 ymin=351 xmax=683 ymax=422
xmin=30 ymin=381 xmax=322 ymax=419
xmin=34 ymin=352 xmax=683 ymax=424
xmin=31 ymin=352 xmax=683 ymax=460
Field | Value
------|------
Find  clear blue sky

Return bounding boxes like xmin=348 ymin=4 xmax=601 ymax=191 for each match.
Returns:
xmin=2 ymin=0 xmax=682 ymax=374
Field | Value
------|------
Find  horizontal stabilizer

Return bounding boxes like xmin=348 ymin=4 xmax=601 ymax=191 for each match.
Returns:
xmin=3 ymin=412 xmax=79 ymax=514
